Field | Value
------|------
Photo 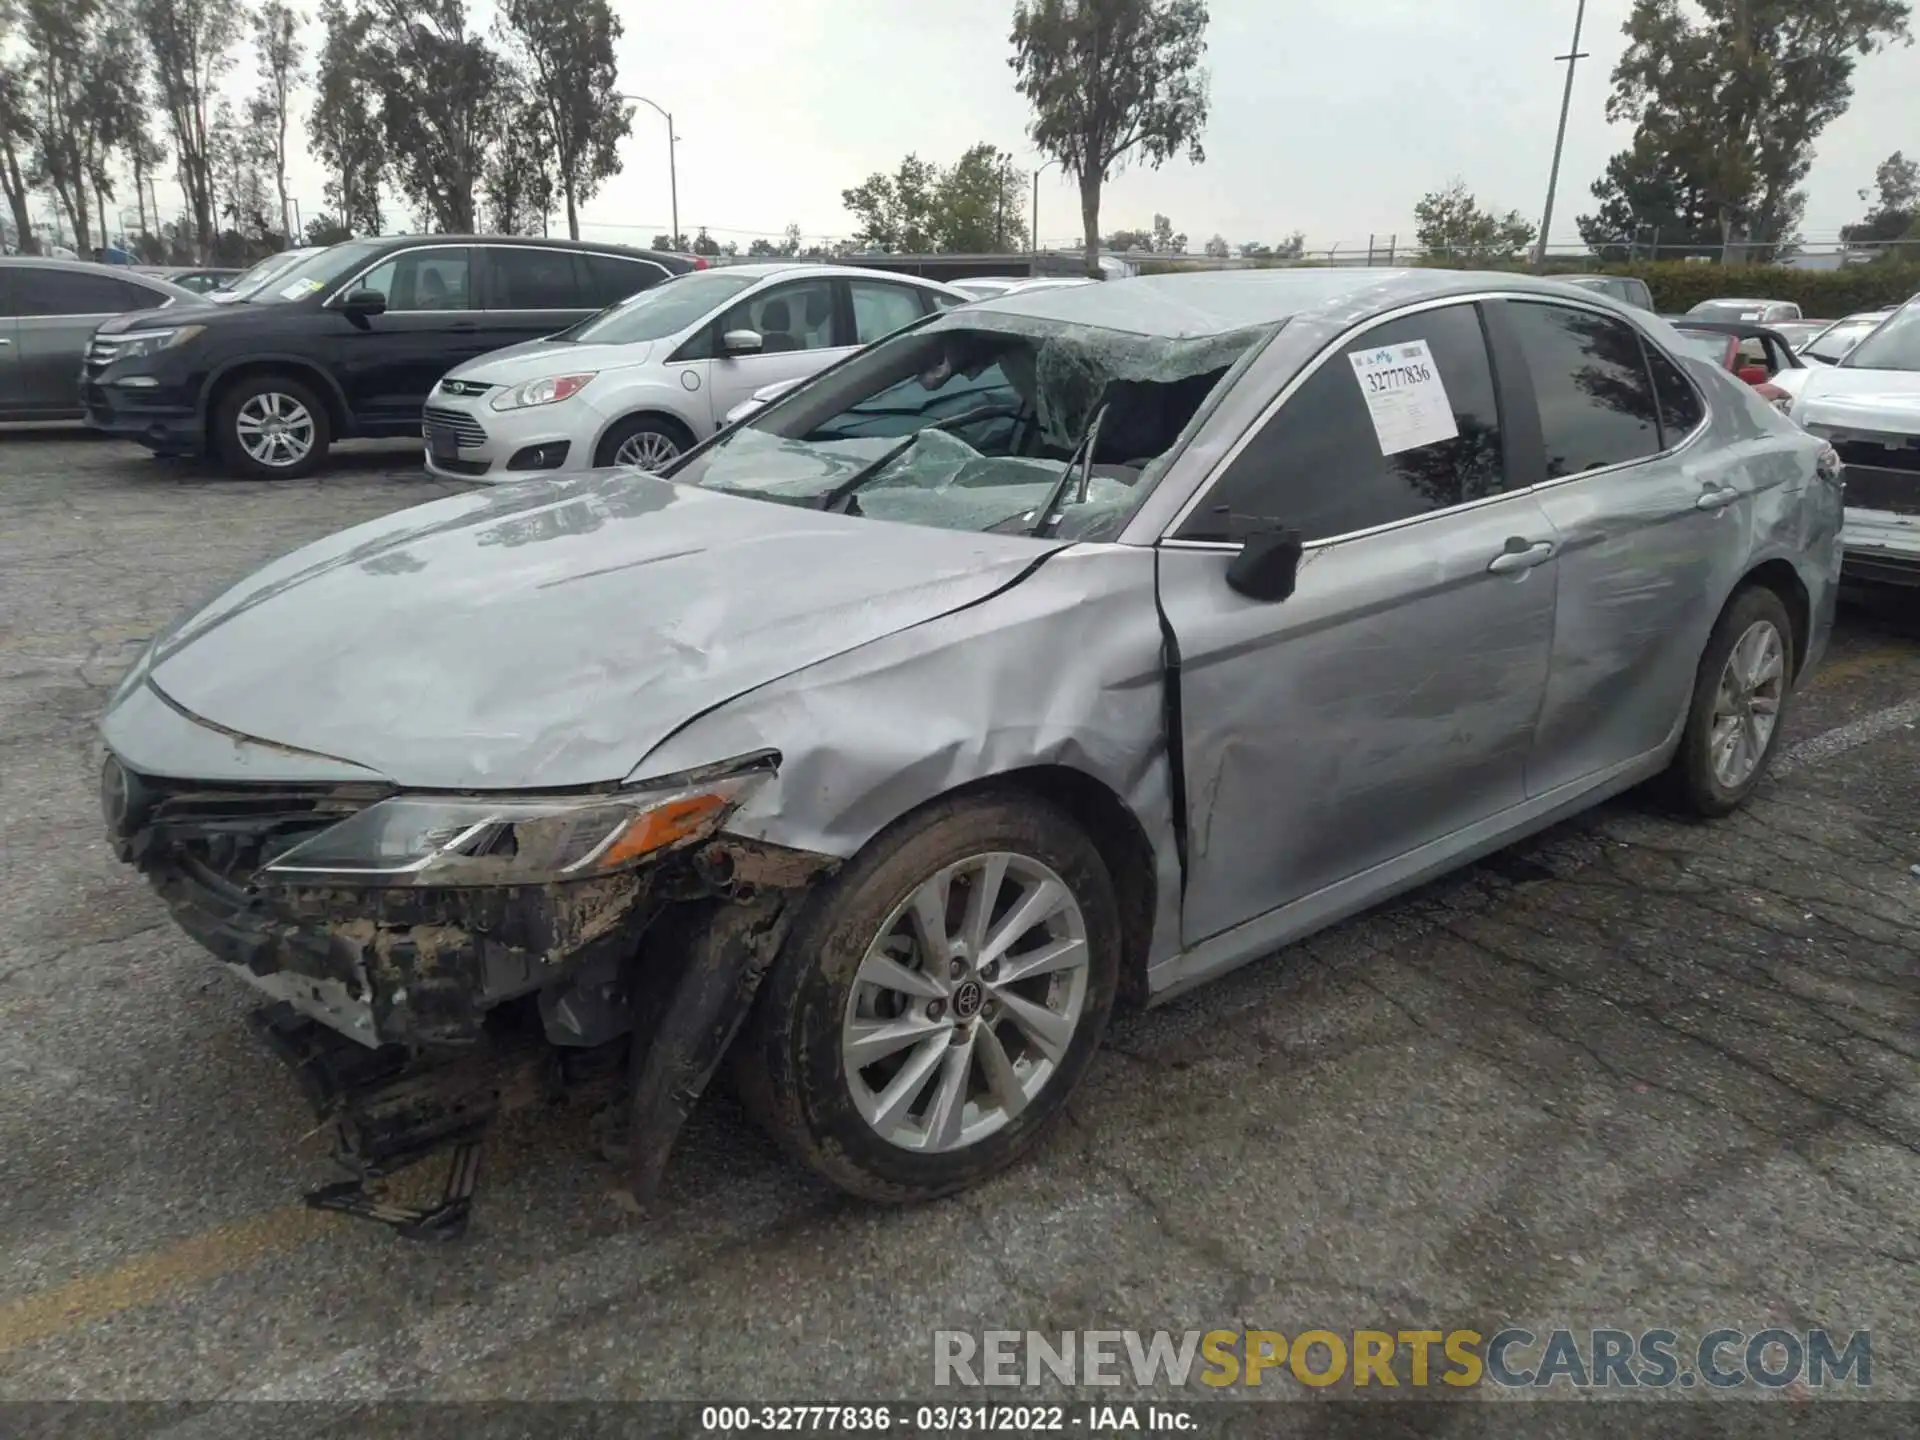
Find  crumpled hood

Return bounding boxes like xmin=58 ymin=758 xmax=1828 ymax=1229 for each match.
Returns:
xmin=138 ymin=471 xmax=1060 ymax=789
xmin=1791 ymin=366 xmax=1920 ymax=434
xmin=447 ymin=338 xmax=654 ymax=385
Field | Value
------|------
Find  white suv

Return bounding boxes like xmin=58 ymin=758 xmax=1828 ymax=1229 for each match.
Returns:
xmin=422 ymin=264 xmax=968 ymax=480
xmin=1769 ymin=296 xmax=1920 ymax=587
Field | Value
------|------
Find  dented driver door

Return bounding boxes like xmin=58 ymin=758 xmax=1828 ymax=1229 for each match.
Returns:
xmin=1156 ymin=299 xmax=1561 ymax=948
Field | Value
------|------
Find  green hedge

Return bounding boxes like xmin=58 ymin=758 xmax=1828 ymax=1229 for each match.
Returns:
xmin=1579 ymin=261 xmax=1920 ymax=315
xmin=1137 ymin=256 xmax=1920 ymax=317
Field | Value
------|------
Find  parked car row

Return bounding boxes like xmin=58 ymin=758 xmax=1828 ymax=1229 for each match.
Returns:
xmin=1 ymin=237 xmax=976 ymax=481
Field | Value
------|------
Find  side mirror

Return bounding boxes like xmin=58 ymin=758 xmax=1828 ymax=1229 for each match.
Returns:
xmin=721 ymin=328 xmax=763 ymax=356
xmin=1225 ymin=525 xmax=1305 ymax=603
xmin=339 ymin=288 xmax=387 ymax=318
xmin=1736 ymin=364 xmax=1770 ymax=386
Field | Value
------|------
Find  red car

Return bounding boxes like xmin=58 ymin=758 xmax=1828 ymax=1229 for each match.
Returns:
xmin=1671 ymin=320 xmax=1803 ymax=413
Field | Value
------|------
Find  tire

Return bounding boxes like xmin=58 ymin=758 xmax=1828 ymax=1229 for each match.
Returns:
xmin=734 ymin=792 xmax=1121 ymax=1203
xmin=1658 ymin=584 xmax=1797 ymax=817
xmin=214 ymin=373 xmax=330 ymax=480
xmin=595 ymin=414 xmax=692 ymax=472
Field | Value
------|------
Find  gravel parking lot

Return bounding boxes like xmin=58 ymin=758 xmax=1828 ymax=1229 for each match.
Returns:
xmin=2 ymin=432 xmax=1917 ymax=1414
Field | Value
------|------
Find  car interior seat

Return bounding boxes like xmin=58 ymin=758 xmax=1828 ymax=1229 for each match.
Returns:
xmin=757 ymin=298 xmax=800 ymax=352
xmin=801 ymin=287 xmax=835 ymax=348
xmin=417 ymin=268 xmax=448 ymax=310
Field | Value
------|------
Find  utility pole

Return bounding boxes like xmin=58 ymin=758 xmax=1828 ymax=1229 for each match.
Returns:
xmin=1534 ymin=0 xmax=1590 ymax=268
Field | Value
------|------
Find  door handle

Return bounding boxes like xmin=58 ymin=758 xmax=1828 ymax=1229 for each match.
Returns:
xmin=1695 ymin=485 xmax=1739 ymax=511
xmin=1487 ymin=538 xmax=1555 ymax=574
xmin=0 ymin=337 xmax=10 ymax=346
xmin=448 ymin=321 xmax=477 ymax=332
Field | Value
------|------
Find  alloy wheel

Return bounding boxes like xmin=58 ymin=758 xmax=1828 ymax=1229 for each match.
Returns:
xmin=841 ymin=851 xmax=1090 ymax=1153
xmin=234 ymin=392 xmax=316 ymax=469
xmin=1709 ymin=619 xmax=1785 ymax=789
xmin=614 ymin=429 xmax=681 ymax=470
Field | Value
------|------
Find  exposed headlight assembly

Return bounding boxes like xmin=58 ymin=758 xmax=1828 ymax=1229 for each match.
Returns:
xmin=260 ymin=759 xmax=774 ymax=886
xmin=490 ymin=372 xmax=597 ymax=411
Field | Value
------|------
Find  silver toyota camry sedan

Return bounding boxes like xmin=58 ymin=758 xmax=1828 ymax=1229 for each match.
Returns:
xmin=98 ymin=268 xmax=1843 ymax=1235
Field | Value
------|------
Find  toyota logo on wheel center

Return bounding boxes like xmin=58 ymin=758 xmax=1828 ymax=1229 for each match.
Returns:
xmin=952 ymin=980 xmax=984 ymax=1020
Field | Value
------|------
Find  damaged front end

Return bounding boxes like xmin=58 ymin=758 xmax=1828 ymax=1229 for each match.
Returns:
xmin=101 ymin=748 xmax=835 ymax=1237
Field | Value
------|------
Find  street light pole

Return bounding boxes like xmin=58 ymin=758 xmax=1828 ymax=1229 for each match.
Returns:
xmin=1534 ymin=0 xmax=1590 ymax=267
xmin=621 ymin=94 xmax=679 ymax=248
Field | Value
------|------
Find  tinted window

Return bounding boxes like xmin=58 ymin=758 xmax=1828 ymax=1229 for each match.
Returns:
xmin=849 ymin=281 xmax=928 ymax=344
xmin=355 ymin=249 xmax=472 ymax=311
xmin=1506 ymin=301 xmax=1660 ymax=478
xmin=720 ymin=278 xmax=838 ymax=354
xmin=587 ymin=255 xmax=666 ymax=307
xmin=485 ymin=247 xmax=588 ymax=309
xmin=21 ymin=270 xmax=162 ymax=316
xmin=1645 ymin=343 xmax=1705 ymax=442
xmin=1179 ymin=302 xmax=1505 ymax=544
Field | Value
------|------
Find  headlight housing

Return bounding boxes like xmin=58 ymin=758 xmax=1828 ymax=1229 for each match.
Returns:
xmin=490 ymin=372 xmax=597 ymax=411
xmin=108 ymin=325 xmax=204 ymax=362
xmin=259 ymin=762 xmax=772 ymax=887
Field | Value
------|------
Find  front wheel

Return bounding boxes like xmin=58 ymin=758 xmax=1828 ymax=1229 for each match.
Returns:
xmin=1660 ymin=585 xmax=1796 ymax=817
xmin=735 ymin=793 xmax=1120 ymax=1202
xmin=595 ymin=414 xmax=691 ymax=471
xmin=214 ymin=374 xmax=330 ymax=479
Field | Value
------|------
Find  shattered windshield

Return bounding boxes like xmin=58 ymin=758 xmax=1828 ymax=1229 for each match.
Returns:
xmin=1841 ymin=301 xmax=1920 ymax=372
xmin=668 ymin=311 xmax=1270 ymax=541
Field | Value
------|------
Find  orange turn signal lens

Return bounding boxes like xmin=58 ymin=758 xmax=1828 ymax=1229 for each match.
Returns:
xmin=592 ymin=792 xmax=729 ymax=869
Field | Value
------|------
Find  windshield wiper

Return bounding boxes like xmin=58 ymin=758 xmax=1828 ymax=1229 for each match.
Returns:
xmin=812 ymin=403 xmax=1029 ymax=513
xmin=1029 ymin=402 xmax=1109 ymax=538
xmin=815 ymin=433 xmax=922 ymax=512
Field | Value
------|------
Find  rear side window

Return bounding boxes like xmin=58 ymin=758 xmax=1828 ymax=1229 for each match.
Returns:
xmin=484 ymin=247 xmax=588 ymax=309
xmin=1179 ymin=301 xmax=1507 ymax=544
xmin=1644 ymin=342 xmax=1705 ymax=443
xmin=20 ymin=270 xmax=163 ymax=316
xmin=587 ymin=254 xmax=668 ymax=308
xmin=1506 ymin=301 xmax=1661 ymax=478
xmin=848 ymin=280 xmax=929 ymax=344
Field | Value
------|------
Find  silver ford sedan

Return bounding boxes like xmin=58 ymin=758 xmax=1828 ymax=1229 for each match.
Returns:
xmin=98 ymin=268 xmax=1844 ymax=1234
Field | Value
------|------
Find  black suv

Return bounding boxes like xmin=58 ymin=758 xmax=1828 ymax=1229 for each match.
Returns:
xmin=82 ymin=236 xmax=699 ymax=479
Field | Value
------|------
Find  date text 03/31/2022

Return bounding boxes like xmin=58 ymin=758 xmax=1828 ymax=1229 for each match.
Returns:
xmin=699 ymin=1405 xmax=1192 ymax=1433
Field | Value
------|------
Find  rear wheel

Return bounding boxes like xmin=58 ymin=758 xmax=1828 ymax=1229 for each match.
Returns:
xmin=1660 ymin=585 xmax=1796 ymax=817
xmin=214 ymin=374 xmax=330 ymax=480
xmin=595 ymin=414 xmax=691 ymax=471
xmin=735 ymin=793 xmax=1120 ymax=1202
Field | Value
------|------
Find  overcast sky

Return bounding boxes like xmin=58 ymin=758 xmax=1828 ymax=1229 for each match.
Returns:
xmin=242 ymin=0 xmax=1919 ymax=252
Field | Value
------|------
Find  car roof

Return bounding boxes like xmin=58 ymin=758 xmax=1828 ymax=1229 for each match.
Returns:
xmin=710 ymin=261 xmax=957 ymax=285
xmin=0 ymin=255 xmax=201 ymax=297
xmin=367 ymin=235 xmax=693 ymax=265
xmin=966 ymin=266 xmax=1662 ymax=339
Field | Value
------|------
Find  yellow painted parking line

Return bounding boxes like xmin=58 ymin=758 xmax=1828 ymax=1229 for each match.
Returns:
xmin=0 ymin=1109 xmax=583 ymax=1358
xmin=0 ymin=1205 xmax=337 ymax=1355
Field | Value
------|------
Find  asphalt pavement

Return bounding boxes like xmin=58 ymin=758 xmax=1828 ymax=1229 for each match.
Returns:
xmin=1 ymin=433 xmax=1916 ymax=1415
